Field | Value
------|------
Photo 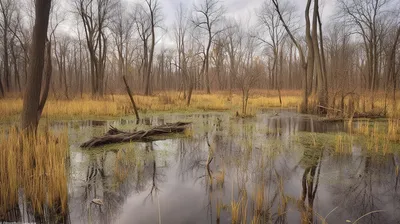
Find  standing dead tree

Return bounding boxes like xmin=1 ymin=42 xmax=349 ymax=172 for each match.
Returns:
xmin=257 ymin=0 xmax=290 ymax=91
xmin=385 ymin=26 xmax=400 ymax=114
xmin=338 ymin=0 xmax=393 ymax=109
xmin=0 ymin=0 xmax=17 ymax=94
xmin=312 ymin=0 xmax=328 ymax=113
xmin=110 ymin=1 xmax=134 ymax=83
xmin=224 ymin=20 xmax=242 ymax=94
xmin=122 ymin=75 xmax=140 ymax=123
xmin=75 ymin=0 xmax=115 ymax=97
xmin=133 ymin=0 xmax=162 ymax=96
xmin=271 ymin=0 xmax=311 ymax=112
xmin=236 ymin=34 xmax=261 ymax=116
xmin=54 ymin=35 xmax=70 ymax=99
xmin=174 ymin=3 xmax=203 ymax=106
xmin=192 ymin=0 xmax=225 ymax=94
xmin=143 ymin=0 xmax=160 ymax=96
xmin=271 ymin=0 xmax=328 ymax=113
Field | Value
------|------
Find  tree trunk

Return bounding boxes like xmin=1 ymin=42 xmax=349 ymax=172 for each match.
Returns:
xmin=0 ymin=74 xmax=4 ymax=97
xmin=3 ymin=14 xmax=10 ymax=92
xmin=145 ymin=8 xmax=156 ymax=96
xmin=304 ymin=0 xmax=314 ymax=112
xmin=312 ymin=0 xmax=328 ymax=113
xmin=205 ymin=30 xmax=212 ymax=94
xmin=38 ymin=40 xmax=52 ymax=117
xmin=187 ymin=76 xmax=193 ymax=106
xmin=10 ymin=38 xmax=21 ymax=92
xmin=21 ymin=0 xmax=52 ymax=131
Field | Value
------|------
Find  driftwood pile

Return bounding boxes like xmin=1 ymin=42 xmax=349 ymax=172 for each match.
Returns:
xmin=81 ymin=122 xmax=191 ymax=148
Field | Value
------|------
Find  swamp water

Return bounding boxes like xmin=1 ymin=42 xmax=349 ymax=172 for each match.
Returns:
xmin=7 ymin=110 xmax=400 ymax=223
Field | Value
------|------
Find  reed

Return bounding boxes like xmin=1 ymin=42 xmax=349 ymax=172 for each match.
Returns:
xmin=355 ymin=120 xmax=370 ymax=136
xmin=215 ymin=167 xmax=225 ymax=188
xmin=277 ymin=176 xmax=288 ymax=217
xmin=2 ymin=90 xmax=399 ymax=120
xmin=254 ymin=185 xmax=264 ymax=215
xmin=334 ymin=134 xmax=353 ymax=154
xmin=388 ymin=118 xmax=400 ymax=141
xmin=216 ymin=198 xmax=222 ymax=222
xmin=0 ymin=127 xmax=68 ymax=219
xmin=335 ymin=135 xmax=344 ymax=153
xmin=231 ymin=200 xmax=241 ymax=224
xmin=0 ymin=91 xmax=302 ymax=120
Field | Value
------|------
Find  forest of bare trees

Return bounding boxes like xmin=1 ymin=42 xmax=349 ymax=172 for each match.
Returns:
xmin=1 ymin=0 xmax=400 ymax=114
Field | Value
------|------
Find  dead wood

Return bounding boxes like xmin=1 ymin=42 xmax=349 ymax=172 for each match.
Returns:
xmin=322 ymin=112 xmax=385 ymax=122
xmin=122 ymin=75 xmax=140 ymax=123
xmin=80 ymin=122 xmax=191 ymax=148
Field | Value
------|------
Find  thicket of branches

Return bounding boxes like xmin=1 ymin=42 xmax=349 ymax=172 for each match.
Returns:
xmin=1 ymin=0 xmax=400 ymax=112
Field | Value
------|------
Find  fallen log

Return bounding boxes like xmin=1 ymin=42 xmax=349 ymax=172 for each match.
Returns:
xmin=81 ymin=122 xmax=191 ymax=148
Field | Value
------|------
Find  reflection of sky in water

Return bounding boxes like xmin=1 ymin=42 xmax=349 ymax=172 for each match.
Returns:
xmin=49 ymin=110 xmax=400 ymax=223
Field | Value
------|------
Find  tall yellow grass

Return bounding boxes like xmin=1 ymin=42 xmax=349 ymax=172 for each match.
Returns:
xmin=1 ymin=90 xmax=399 ymax=120
xmin=0 ymin=127 xmax=68 ymax=219
xmin=0 ymin=91 xmax=302 ymax=120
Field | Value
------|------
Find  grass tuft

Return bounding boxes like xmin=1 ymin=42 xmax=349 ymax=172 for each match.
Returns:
xmin=0 ymin=127 xmax=68 ymax=219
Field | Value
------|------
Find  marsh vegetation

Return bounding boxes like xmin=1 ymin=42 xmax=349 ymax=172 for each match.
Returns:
xmin=2 ymin=111 xmax=400 ymax=223
xmin=1 ymin=0 xmax=400 ymax=223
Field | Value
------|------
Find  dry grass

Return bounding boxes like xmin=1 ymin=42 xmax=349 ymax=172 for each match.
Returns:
xmin=0 ymin=90 xmax=302 ymax=120
xmin=215 ymin=168 xmax=225 ymax=188
xmin=0 ymin=127 xmax=68 ymax=219
xmin=1 ymin=90 xmax=399 ymax=120
xmin=352 ymin=120 xmax=398 ymax=154
xmin=334 ymin=134 xmax=353 ymax=154
xmin=231 ymin=200 xmax=241 ymax=224
xmin=388 ymin=119 xmax=400 ymax=141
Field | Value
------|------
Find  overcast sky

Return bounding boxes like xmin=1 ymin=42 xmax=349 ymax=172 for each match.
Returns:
xmin=122 ymin=0 xmax=337 ymax=48
xmin=132 ymin=0 xmax=337 ymax=26
xmin=58 ymin=0 xmax=337 ymax=49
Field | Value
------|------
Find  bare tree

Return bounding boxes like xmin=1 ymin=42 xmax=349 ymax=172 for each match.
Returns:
xmin=75 ymin=0 xmax=115 ymax=97
xmin=133 ymin=3 xmax=151 ymax=91
xmin=192 ymin=0 xmax=225 ymax=94
xmin=224 ymin=20 xmax=242 ymax=94
xmin=144 ymin=0 xmax=160 ymax=96
xmin=338 ymin=0 xmax=394 ymax=109
xmin=312 ymin=0 xmax=328 ymax=112
xmin=271 ymin=0 xmax=328 ymax=113
xmin=54 ymin=34 xmax=70 ymax=99
xmin=0 ymin=0 xmax=16 ymax=93
xmin=133 ymin=0 xmax=161 ymax=96
xmin=8 ymin=5 xmax=31 ymax=90
xmin=174 ymin=4 xmax=208 ymax=106
xmin=257 ymin=0 xmax=291 ymax=91
xmin=239 ymin=36 xmax=261 ymax=116
xmin=110 ymin=1 xmax=133 ymax=79
xmin=385 ymin=25 xmax=400 ymax=112
xmin=21 ymin=0 xmax=52 ymax=131
xmin=272 ymin=0 xmax=312 ymax=112
xmin=210 ymin=35 xmax=225 ymax=90
xmin=3 ymin=0 xmax=399 ymax=119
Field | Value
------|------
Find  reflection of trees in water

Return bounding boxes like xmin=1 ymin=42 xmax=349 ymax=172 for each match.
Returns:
xmin=298 ymin=149 xmax=323 ymax=224
xmin=328 ymin=153 xmax=399 ymax=224
xmin=171 ymin=116 xmax=305 ymax=223
xmin=68 ymin=113 xmax=400 ymax=223
xmin=71 ymin=141 xmax=167 ymax=224
xmin=144 ymin=142 xmax=167 ymax=203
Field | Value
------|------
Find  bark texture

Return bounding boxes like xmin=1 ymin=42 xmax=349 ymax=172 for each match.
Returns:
xmin=21 ymin=0 xmax=51 ymax=131
xmin=81 ymin=122 xmax=191 ymax=148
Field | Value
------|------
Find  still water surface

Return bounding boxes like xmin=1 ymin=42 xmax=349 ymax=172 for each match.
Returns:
xmin=41 ymin=111 xmax=400 ymax=223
